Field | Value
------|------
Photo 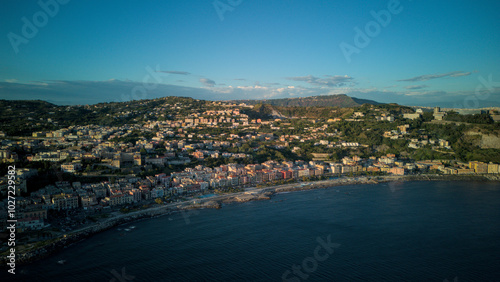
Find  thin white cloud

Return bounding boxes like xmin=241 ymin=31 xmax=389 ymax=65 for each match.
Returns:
xmin=199 ymin=78 xmax=216 ymax=87
xmin=0 ymin=80 xmax=215 ymax=105
xmin=405 ymin=85 xmax=428 ymax=90
xmin=286 ymin=75 xmax=353 ymax=87
xmin=0 ymin=79 xmax=498 ymax=108
xmin=156 ymin=70 xmax=191 ymax=75
xmin=398 ymin=71 xmax=471 ymax=82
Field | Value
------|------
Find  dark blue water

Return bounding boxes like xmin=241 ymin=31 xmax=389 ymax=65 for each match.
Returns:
xmin=8 ymin=181 xmax=500 ymax=281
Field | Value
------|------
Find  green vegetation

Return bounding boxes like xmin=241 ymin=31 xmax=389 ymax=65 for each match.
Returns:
xmin=234 ymin=94 xmax=379 ymax=108
xmin=0 ymin=97 xmax=204 ymax=136
xmin=1 ymin=96 xmax=499 ymax=171
xmin=112 ymin=130 xmax=155 ymax=145
xmin=445 ymin=111 xmax=494 ymax=124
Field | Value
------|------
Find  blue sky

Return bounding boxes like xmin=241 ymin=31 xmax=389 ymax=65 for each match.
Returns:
xmin=1 ymin=0 xmax=499 ymax=107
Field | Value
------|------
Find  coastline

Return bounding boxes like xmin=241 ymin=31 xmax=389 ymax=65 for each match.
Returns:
xmin=3 ymin=174 xmax=499 ymax=267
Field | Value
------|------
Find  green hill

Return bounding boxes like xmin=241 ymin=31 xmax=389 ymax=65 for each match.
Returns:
xmin=233 ymin=94 xmax=380 ymax=108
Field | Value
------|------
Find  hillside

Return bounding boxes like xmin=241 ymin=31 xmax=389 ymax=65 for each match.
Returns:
xmin=0 ymin=95 xmax=390 ymax=136
xmin=0 ymin=97 xmax=202 ymax=136
xmin=232 ymin=94 xmax=380 ymax=108
xmin=245 ymin=104 xmax=354 ymax=119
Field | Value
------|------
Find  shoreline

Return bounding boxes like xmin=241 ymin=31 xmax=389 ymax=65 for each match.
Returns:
xmin=3 ymin=174 xmax=499 ymax=267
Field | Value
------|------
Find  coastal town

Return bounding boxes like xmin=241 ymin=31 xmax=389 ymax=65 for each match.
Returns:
xmin=1 ymin=96 xmax=500 ymax=261
xmin=3 ymin=1 xmax=499 ymax=279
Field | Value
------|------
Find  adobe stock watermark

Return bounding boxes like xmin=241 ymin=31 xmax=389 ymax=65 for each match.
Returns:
xmin=213 ymin=0 xmax=243 ymax=21
xmin=453 ymin=74 xmax=500 ymax=109
xmin=282 ymin=235 xmax=341 ymax=281
xmin=109 ymin=267 xmax=135 ymax=282
xmin=120 ymin=65 xmax=170 ymax=102
xmin=7 ymin=0 xmax=70 ymax=54
xmin=339 ymin=0 xmax=410 ymax=64
xmin=388 ymin=179 xmax=404 ymax=193
xmin=180 ymin=208 xmax=200 ymax=225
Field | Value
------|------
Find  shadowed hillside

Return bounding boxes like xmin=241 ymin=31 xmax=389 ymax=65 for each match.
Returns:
xmin=232 ymin=94 xmax=380 ymax=108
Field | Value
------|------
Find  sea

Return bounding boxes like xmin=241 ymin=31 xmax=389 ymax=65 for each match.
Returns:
xmin=7 ymin=181 xmax=500 ymax=281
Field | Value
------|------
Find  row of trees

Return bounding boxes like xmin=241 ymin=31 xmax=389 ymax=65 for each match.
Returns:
xmin=445 ymin=112 xmax=494 ymax=124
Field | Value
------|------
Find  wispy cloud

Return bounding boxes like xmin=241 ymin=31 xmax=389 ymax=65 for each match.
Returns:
xmin=1 ymin=79 xmax=498 ymax=108
xmin=156 ymin=70 xmax=191 ymax=75
xmin=200 ymin=78 xmax=216 ymax=87
xmin=398 ymin=71 xmax=471 ymax=82
xmin=0 ymin=80 xmax=216 ymax=105
xmin=405 ymin=85 xmax=428 ymax=90
xmin=347 ymin=87 xmax=500 ymax=107
xmin=209 ymin=84 xmax=333 ymax=100
xmin=403 ymin=90 xmax=447 ymax=97
xmin=286 ymin=75 xmax=353 ymax=87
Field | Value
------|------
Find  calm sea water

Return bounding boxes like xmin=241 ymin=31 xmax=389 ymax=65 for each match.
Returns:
xmin=8 ymin=181 xmax=500 ymax=281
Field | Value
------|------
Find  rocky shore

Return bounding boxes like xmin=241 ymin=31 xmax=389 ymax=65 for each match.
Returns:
xmin=3 ymin=174 xmax=499 ymax=267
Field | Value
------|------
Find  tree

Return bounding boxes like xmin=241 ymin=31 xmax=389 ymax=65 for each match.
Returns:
xmin=85 ymin=165 xmax=92 ymax=172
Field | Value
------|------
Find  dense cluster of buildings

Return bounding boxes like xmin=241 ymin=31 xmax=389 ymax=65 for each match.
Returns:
xmin=1 ymin=100 xmax=500 ymax=234
xmin=3 ymin=152 xmax=500 ymax=233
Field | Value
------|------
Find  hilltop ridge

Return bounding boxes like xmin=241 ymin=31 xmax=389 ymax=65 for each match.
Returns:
xmin=232 ymin=94 xmax=380 ymax=108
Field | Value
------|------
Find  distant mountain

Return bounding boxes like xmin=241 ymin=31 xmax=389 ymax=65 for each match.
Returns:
xmin=232 ymin=94 xmax=381 ymax=108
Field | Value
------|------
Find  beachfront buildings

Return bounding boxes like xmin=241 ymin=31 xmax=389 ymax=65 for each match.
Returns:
xmin=13 ymin=156 xmax=499 ymax=216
